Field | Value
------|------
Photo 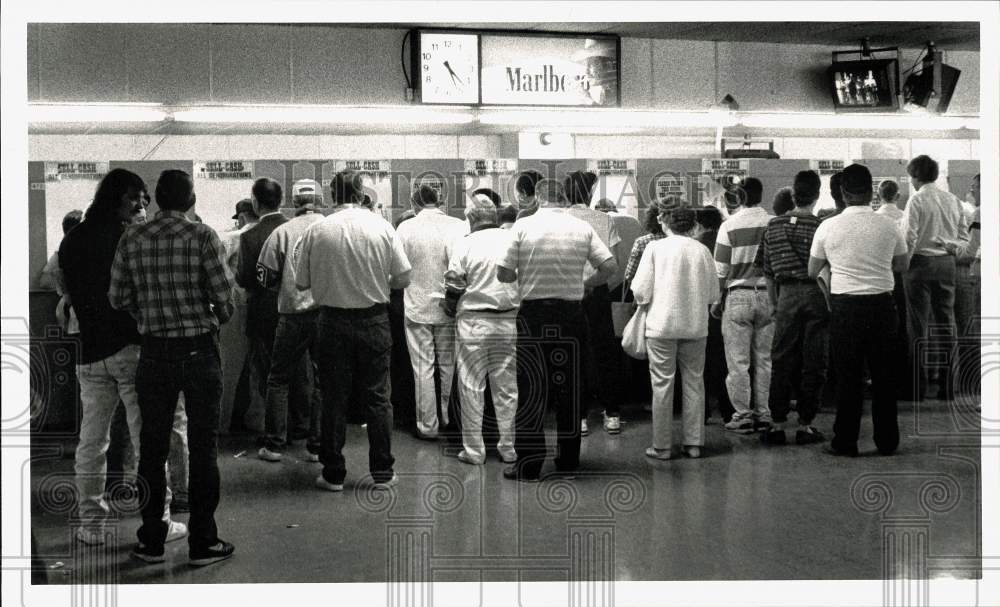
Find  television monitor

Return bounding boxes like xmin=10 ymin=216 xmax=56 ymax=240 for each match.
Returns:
xmin=827 ymin=59 xmax=900 ymax=112
xmin=903 ymin=63 xmax=961 ymax=114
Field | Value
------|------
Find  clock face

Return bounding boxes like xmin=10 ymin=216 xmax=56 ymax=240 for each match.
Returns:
xmin=419 ymin=32 xmax=480 ymax=104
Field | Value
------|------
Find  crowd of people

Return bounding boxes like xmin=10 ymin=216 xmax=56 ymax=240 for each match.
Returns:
xmin=49 ymin=153 xmax=981 ymax=567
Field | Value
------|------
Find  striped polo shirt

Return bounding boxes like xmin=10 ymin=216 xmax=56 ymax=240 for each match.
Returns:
xmin=757 ymin=211 xmax=821 ymax=283
xmin=498 ymin=208 xmax=613 ymax=302
xmin=714 ymin=206 xmax=771 ymax=288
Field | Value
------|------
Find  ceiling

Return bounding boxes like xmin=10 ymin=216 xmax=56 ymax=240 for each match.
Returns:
xmin=343 ymin=22 xmax=979 ymax=51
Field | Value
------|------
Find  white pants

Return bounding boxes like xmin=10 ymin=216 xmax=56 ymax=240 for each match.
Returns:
xmin=456 ymin=314 xmax=518 ymax=463
xmin=405 ymin=320 xmax=456 ymax=436
xmin=647 ymin=337 xmax=706 ymax=450
xmin=74 ymin=345 xmax=170 ymax=527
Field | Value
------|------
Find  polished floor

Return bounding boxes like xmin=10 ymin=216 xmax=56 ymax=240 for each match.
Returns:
xmin=30 ymin=398 xmax=981 ymax=584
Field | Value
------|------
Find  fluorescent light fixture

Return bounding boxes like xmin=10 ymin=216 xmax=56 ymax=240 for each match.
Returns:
xmin=480 ymin=108 xmax=734 ymax=129
xmin=28 ymin=103 xmax=167 ymax=123
xmin=172 ymin=105 xmax=474 ymax=125
xmin=737 ymin=112 xmax=979 ymax=131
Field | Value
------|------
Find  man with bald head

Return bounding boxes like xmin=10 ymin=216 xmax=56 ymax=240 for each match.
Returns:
xmin=497 ymin=179 xmax=617 ymax=482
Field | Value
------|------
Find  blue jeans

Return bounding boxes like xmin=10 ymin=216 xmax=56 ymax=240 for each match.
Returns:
xmin=768 ymin=282 xmax=829 ymax=425
xmin=316 ymin=306 xmax=395 ymax=485
xmin=721 ymin=288 xmax=774 ymax=422
xmin=829 ymin=293 xmax=899 ymax=454
xmin=264 ymin=311 xmax=322 ymax=452
xmin=135 ymin=333 xmax=222 ymax=550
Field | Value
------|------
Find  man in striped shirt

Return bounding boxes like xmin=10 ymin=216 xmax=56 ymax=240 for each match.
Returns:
xmin=756 ymin=170 xmax=827 ymax=445
xmin=497 ymin=179 xmax=616 ymax=482
xmin=713 ymin=177 xmax=774 ymax=433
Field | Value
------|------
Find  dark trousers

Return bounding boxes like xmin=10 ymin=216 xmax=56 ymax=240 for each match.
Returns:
xmin=513 ymin=299 xmax=584 ymax=479
xmin=136 ymin=333 xmax=222 ymax=550
xmin=389 ymin=289 xmax=416 ymax=429
xmin=580 ymin=285 xmax=621 ymax=418
xmin=316 ymin=306 xmax=394 ymax=485
xmin=264 ymin=310 xmax=322 ymax=452
xmin=769 ymin=282 xmax=829 ymax=425
xmin=705 ymin=314 xmax=733 ymax=421
xmin=903 ymin=254 xmax=957 ymax=400
xmin=954 ymin=263 xmax=981 ymax=395
xmin=829 ymin=293 xmax=900 ymax=455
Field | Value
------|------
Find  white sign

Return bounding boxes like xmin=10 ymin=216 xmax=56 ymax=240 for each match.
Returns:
xmin=480 ymin=35 xmax=619 ymax=107
xmin=654 ymin=174 xmax=688 ymax=203
xmin=701 ymin=158 xmax=749 ymax=180
xmin=587 ymin=158 xmax=636 ymax=176
xmin=195 ymin=160 xmax=254 ymax=180
xmin=810 ymin=159 xmax=846 ymax=175
xmin=44 ymin=161 xmax=109 ymax=182
xmin=464 ymin=159 xmax=517 ymax=176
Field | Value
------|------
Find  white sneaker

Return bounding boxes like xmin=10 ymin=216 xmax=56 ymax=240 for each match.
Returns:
xmin=603 ymin=412 xmax=621 ymax=434
xmin=304 ymin=452 xmax=320 ymax=463
xmin=457 ymin=451 xmax=484 ymax=465
xmin=682 ymin=446 xmax=702 ymax=459
xmin=497 ymin=448 xmax=518 ymax=464
xmin=258 ymin=447 xmax=283 ymax=462
xmin=315 ymin=475 xmax=344 ymax=492
xmin=165 ymin=520 xmax=188 ymax=543
xmin=74 ymin=527 xmax=106 ymax=546
xmin=373 ymin=473 xmax=399 ymax=490
xmin=580 ymin=419 xmax=590 ymax=436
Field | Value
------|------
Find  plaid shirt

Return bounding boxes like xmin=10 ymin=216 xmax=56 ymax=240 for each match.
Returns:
xmin=624 ymin=233 xmax=665 ymax=283
xmin=756 ymin=211 xmax=821 ymax=282
xmin=109 ymin=210 xmax=234 ymax=337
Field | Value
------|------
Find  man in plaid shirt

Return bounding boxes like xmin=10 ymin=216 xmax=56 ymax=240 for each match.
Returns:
xmin=109 ymin=169 xmax=236 ymax=568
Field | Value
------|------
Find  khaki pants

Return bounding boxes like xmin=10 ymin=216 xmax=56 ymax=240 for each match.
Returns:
xmin=405 ymin=320 xmax=456 ymax=435
xmin=647 ymin=337 xmax=706 ymax=450
xmin=456 ymin=314 xmax=517 ymax=463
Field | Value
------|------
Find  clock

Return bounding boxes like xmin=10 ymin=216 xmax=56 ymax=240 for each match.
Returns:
xmin=417 ymin=32 xmax=480 ymax=104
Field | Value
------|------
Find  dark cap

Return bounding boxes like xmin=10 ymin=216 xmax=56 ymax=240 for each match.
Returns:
xmin=840 ymin=163 xmax=873 ymax=196
xmin=232 ymin=198 xmax=257 ymax=220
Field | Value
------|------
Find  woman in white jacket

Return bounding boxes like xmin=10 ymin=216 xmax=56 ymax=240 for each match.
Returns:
xmin=631 ymin=206 xmax=720 ymax=460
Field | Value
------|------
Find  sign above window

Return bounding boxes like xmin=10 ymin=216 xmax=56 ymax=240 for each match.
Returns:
xmin=414 ymin=29 xmax=620 ymax=107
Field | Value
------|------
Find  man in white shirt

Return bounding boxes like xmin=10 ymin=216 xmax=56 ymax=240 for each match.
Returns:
xmin=875 ymin=178 xmax=914 ymax=400
xmin=809 ymin=163 xmax=909 ymax=457
xmin=395 ymin=185 xmax=468 ymax=440
xmin=497 ymin=179 xmax=617 ymax=482
xmin=901 ymin=154 xmax=968 ymax=401
xmin=296 ymin=171 xmax=412 ymax=492
xmin=444 ymin=198 xmax=521 ymax=465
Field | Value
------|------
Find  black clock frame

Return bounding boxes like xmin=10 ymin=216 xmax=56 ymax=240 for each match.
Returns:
xmin=410 ymin=27 xmax=622 ymax=108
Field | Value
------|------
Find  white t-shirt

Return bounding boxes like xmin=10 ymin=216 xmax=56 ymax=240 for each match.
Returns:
xmin=810 ymin=206 xmax=906 ymax=295
xmin=395 ymin=208 xmax=468 ymax=324
xmin=446 ymin=227 xmax=521 ymax=317
xmin=296 ymin=206 xmax=411 ymax=309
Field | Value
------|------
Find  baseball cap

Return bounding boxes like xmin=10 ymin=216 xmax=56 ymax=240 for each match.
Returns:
xmin=232 ymin=198 xmax=256 ymax=220
xmin=840 ymin=163 xmax=873 ymax=196
xmin=292 ymin=179 xmax=322 ymax=202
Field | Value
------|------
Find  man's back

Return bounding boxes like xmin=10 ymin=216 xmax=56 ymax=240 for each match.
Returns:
xmin=395 ymin=208 xmax=467 ymax=323
xmin=811 ymin=207 xmax=905 ymax=295
xmin=257 ymin=213 xmax=324 ymax=315
xmin=448 ymin=227 xmax=520 ymax=315
xmin=500 ymin=209 xmax=612 ymax=302
xmin=715 ymin=206 xmax=772 ymax=287
xmin=296 ymin=206 xmax=410 ymax=309
xmin=109 ymin=210 xmax=233 ymax=337
xmin=904 ymin=183 xmax=967 ymax=256
xmin=606 ymin=212 xmax=642 ymax=288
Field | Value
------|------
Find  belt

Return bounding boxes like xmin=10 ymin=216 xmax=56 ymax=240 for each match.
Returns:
xmin=728 ymin=284 xmax=766 ymax=291
xmin=321 ymin=303 xmax=388 ymax=318
xmin=830 ymin=292 xmax=893 ymax=303
xmin=141 ymin=332 xmax=216 ymax=350
xmin=464 ymin=308 xmax=517 ymax=315
xmin=778 ymin=278 xmax=816 ymax=285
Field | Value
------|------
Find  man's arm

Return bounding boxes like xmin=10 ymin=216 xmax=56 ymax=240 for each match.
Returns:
xmin=903 ymin=196 xmax=919 ymax=257
xmin=388 ymin=230 xmax=413 ymax=290
xmin=256 ymin=231 xmax=284 ymax=292
xmin=201 ymin=231 xmax=235 ymax=324
xmin=807 ymin=255 xmax=827 ymax=280
xmin=891 ymin=253 xmax=909 ymax=274
xmin=497 ymin=266 xmax=517 ymax=283
xmin=389 ymin=269 xmax=412 ymax=290
xmin=295 ymin=230 xmax=313 ymax=292
xmin=107 ymin=238 xmax=134 ymax=313
xmin=584 ymin=258 xmax=618 ymax=289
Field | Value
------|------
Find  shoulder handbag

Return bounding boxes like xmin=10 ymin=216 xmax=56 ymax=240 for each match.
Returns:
xmin=611 ymin=284 xmax=635 ymax=337
xmin=621 ymin=304 xmax=648 ymax=360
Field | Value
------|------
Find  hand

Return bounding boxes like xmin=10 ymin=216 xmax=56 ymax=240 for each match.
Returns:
xmin=710 ymin=301 xmax=724 ymax=319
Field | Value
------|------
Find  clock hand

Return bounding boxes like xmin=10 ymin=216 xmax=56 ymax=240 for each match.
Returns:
xmin=443 ymin=61 xmax=462 ymax=86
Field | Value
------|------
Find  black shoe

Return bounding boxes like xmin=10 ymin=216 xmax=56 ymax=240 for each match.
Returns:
xmin=752 ymin=419 xmax=772 ymax=432
xmin=823 ymin=444 xmax=859 ymax=457
xmin=795 ymin=427 xmax=825 ymax=445
xmin=502 ymin=465 xmax=539 ymax=483
xmin=130 ymin=542 xmax=165 ymax=563
xmin=171 ymin=497 xmax=190 ymax=514
xmin=189 ymin=540 xmax=235 ymax=567
xmin=760 ymin=428 xmax=787 ymax=445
